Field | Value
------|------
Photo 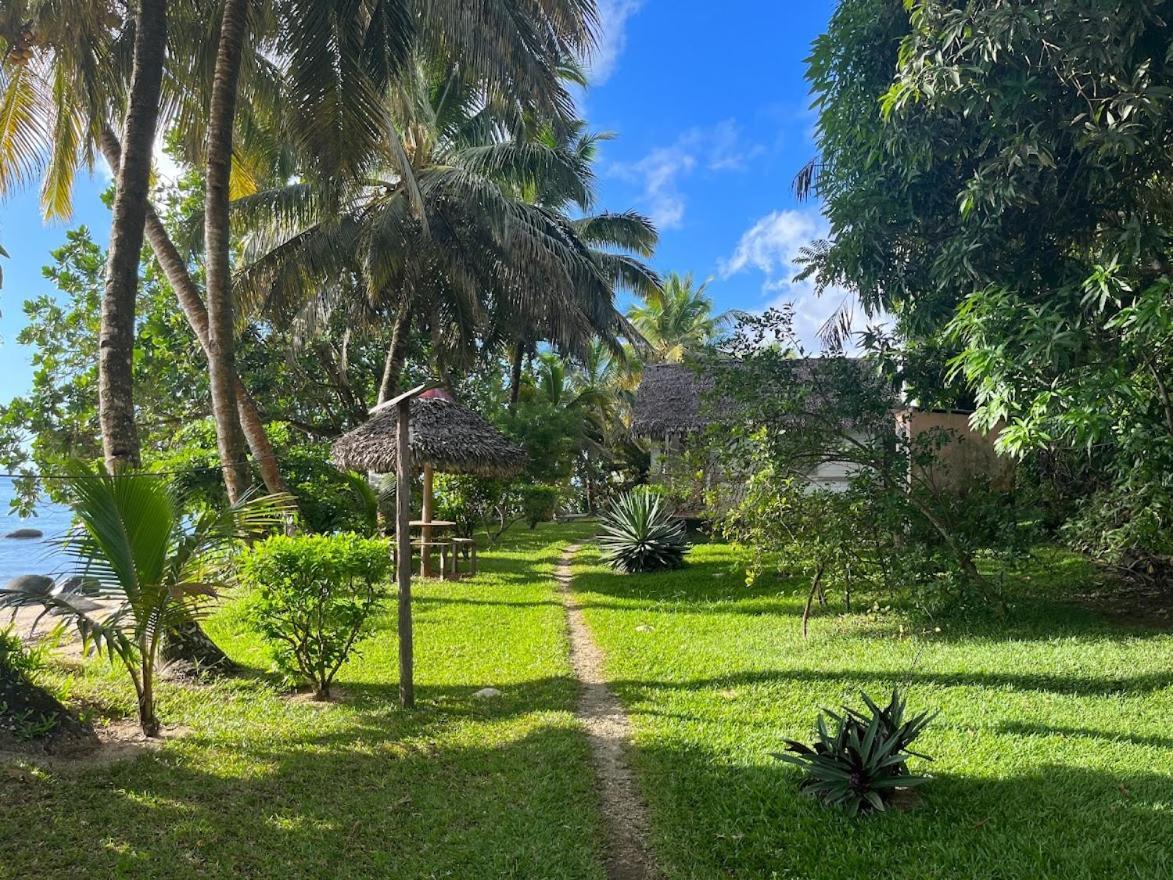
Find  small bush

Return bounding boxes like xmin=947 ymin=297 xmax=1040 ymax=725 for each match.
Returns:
xmin=599 ymin=487 xmax=688 ymax=573
xmin=521 ymin=484 xmax=560 ymax=529
xmin=0 ymin=626 xmax=45 ymax=682
xmin=776 ymin=689 xmax=936 ymax=816
xmin=241 ymin=533 xmax=391 ymax=698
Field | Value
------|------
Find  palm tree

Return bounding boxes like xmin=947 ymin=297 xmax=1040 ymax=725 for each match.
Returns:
xmin=0 ymin=2 xmax=165 ymax=471
xmin=495 ymin=119 xmax=660 ymax=410
xmin=627 ymin=272 xmax=740 ymax=363
xmin=234 ymin=60 xmax=643 ymax=406
xmin=0 ymin=4 xmax=297 ymax=501
xmin=99 ymin=0 xmax=167 ymax=473
xmin=202 ymin=0 xmax=254 ymax=502
xmin=0 ymin=467 xmax=292 ymax=735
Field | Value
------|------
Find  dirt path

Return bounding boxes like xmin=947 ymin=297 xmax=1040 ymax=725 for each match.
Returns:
xmin=557 ymin=545 xmax=661 ymax=880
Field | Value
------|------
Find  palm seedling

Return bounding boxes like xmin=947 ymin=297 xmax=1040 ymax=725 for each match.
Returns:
xmin=0 ymin=466 xmax=292 ymax=736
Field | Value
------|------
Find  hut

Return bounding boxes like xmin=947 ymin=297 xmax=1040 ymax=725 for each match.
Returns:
xmin=332 ymin=388 xmax=527 ymax=481
xmin=330 ymin=386 xmax=525 ymax=709
xmin=331 ymin=387 xmax=526 ymax=549
xmin=632 ymin=361 xmax=1011 ymax=509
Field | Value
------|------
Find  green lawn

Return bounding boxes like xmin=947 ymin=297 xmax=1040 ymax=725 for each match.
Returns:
xmin=1 ymin=522 xmax=605 ymax=880
xmin=572 ymin=541 xmax=1173 ymax=880
xmin=5 ymin=523 xmax=1172 ymax=879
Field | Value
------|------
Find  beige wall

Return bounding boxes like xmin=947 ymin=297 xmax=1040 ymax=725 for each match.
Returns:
xmin=899 ymin=410 xmax=1014 ymax=492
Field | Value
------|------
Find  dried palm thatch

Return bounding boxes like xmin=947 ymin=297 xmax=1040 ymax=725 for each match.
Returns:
xmin=331 ymin=396 xmax=526 ymax=478
xmin=632 ymin=359 xmax=889 ymax=439
xmin=631 ymin=363 xmax=723 ymax=440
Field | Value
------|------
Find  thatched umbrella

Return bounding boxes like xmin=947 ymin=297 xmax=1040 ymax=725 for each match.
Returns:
xmin=331 ymin=388 xmax=527 ymax=479
xmin=330 ymin=386 xmax=525 ymax=708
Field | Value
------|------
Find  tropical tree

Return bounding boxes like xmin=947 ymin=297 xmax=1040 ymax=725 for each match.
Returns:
xmin=0 ymin=467 xmax=292 ymax=735
xmin=803 ymin=0 xmax=1173 ymax=570
xmin=627 ymin=272 xmax=738 ymax=364
xmin=99 ymin=0 xmax=167 ymax=472
xmin=0 ymin=1 xmax=162 ymax=471
xmin=235 ymin=60 xmax=647 ymax=407
xmin=493 ymin=118 xmax=660 ymax=409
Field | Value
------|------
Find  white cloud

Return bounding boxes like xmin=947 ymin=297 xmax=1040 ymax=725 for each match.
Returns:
xmin=720 ymin=209 xmax=825 ymax=278
xmin=589 ymin=0 xmax=644 ymax=84
xmin=608 ymin=121 xmax=763 ymax=229
xmin=719 ymin=208 xmax=885 ymax=351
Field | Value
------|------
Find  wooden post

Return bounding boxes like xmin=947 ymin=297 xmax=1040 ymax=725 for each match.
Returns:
xmin=369 ymin=382 xmax=430 ymax=708
xmin=422 ymin=462 xmax=434 ymax=576
xmin=395 ymin=395 xmax=414 ymax=709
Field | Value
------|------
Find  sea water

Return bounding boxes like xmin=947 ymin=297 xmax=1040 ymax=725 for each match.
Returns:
xmin=0 ymin=477 xmax=72 ymax=584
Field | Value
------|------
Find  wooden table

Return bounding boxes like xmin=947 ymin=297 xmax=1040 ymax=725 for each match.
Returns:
xmin=408 ymin=520 xmax=457 ymax=577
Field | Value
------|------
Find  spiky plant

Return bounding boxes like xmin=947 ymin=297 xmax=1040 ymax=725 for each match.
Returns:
xmin=599 ymin=488 xmax=688 ymax=573
xmin=776 ymin=689 xmax=936 ymax=816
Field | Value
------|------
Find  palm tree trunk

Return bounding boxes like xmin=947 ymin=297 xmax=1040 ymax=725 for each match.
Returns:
xmin=99 ymin=0 xmax=167 ymax=472
xmin=377 ymin=304 xmax=412 ymax=406
xmin=507 ymin=340 xmax=525 ymax=413
xmin=99 ymin=127 xmax=294 ymax=502
xmin=204 ymin=0 xmax=252 ymax=502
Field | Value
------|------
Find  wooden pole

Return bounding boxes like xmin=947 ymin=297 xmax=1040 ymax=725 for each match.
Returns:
xmin=422 ymin=463 xmax=434 ymax=576
xmin=395 ymin=397 xmax=414 ymax=708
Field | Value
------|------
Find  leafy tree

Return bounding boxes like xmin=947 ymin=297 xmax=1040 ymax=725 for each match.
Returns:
xmin=703 ymin=310 xmax=1024 ymax=616
xmin=804 ymin=0 xmax=1173 ymax=569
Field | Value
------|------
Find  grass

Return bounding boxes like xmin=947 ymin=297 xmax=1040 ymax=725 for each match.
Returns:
xmin=572 ymin=541 xmax=1173 ymax=880
xmin=0 ymin=521 xmax=604 ymax=880
xmin=5 ymin=522 xmax=1172 ymax=879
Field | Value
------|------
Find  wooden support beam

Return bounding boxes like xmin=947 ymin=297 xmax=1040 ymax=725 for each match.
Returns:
xmin=395 ymin=394 xmax=414 ymax=708
xmin=385 ymin=384 xmax=429 ymax=709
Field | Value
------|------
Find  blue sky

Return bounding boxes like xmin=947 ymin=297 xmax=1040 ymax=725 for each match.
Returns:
xmin=0 ymin=0 xmax=840 ymax=401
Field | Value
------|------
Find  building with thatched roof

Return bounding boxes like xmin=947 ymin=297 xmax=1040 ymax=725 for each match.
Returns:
xmin=331 ymin=391 xmax=526 ymax=479
xmin=632 ymin=362 xmax=1010 ymax=505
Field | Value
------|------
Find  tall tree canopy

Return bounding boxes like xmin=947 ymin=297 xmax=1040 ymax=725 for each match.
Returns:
xmin=804 ymin=0 xmax=1173 ymax=564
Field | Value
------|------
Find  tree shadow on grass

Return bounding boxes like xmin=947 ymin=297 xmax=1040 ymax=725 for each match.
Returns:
xmin=629 ymin=741 xmax=1173 ymax=880
xmin=0 ymin=718 xmax=607 ymax=880
xmin=572 ymin=551 xmax=1173 ymax=645
xmin=607 ymin=664 xmax=1173 ymax=700
xmin=995 ymin=720 xmax=1173 ymax=751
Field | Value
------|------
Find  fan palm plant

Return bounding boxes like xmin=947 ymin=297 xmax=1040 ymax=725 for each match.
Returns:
xmin=0 ymin=467 xmax=292 ymax=736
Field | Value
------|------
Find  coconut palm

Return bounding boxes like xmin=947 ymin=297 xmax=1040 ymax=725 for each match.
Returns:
xmin=234 ymin=60 xmax=648 ymax=406
xmin=494 ymin=118 xmax=660 ymax=409
xmin=0 ymin=467 xmax=292 ymax=735
xmin=627 ymin=272 xmax=741 ymax=363
xmin=1 ymin=2 xmax=164 ymax=471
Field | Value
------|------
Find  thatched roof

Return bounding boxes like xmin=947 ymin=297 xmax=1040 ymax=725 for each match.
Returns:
xmin=331 ymin=394 xmax=526 ymax=478
xmin=632 ymin=363 xmax=722 ymax=439
xmin=632 ymin=359 xmax=890 ymax=439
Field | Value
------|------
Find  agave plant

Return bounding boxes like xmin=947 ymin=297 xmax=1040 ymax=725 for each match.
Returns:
xmin=599 ymin=488 xmax=688 ymax=573
xmin=776 ymin=689 xmax=936 ymax=816
xmin=0 ymin=466 xmax=292 ymax=736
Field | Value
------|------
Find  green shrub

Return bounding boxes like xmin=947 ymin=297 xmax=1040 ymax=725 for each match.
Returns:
xmin=599 ymin=487 xmax=688 ymax=573
xmin=241 ymin=533 xmax=391 ymax=698
xmin=521 ymin=484 xmax=560 ymax=529
xmin=776 ymin=689 xmax=936 ymax=816
xmin=0 ymin=626 xmax=45 ymax=683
